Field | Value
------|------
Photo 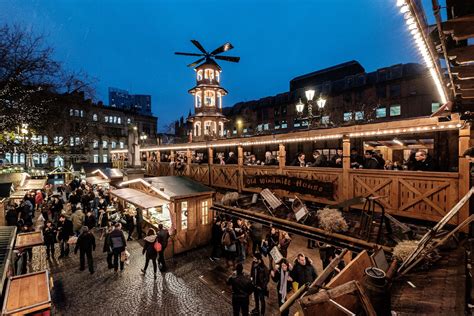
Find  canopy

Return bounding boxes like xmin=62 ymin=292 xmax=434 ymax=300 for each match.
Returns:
xmin=110 ymin=188 xmax=167 ymax=209
xmin=86 ymin=176 xmax=110 ymax=186
xmin=18 ymin=179 xmax=47 ymax=191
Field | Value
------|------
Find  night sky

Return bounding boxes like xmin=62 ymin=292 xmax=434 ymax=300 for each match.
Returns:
xmin=0 ymin=0 xmax=440 ymax=131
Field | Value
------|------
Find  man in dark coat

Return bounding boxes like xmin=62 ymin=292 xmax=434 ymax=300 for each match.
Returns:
xmin=57 ymin=214 xmax=74 ymax=258
xmin=226 ymin=152 xmax=238 ymax=165
xmin=210 ymin=217 xmax=223 ymax=261
xmin=291 ymin=253 xmax=317 ymax=288
xmin=135 ymin=208 xmax=143 ymax=240
xmin=74 ymin=226 xmax=96 ymax=274
xmin=250 ymin=253 xmax=269 ymax=316
xmin=413 ymin=150 xmax=435 ymax=171
xmin=156 ymin=224 xmax=170 ymax=271
xmin=363 ymin=150 xmax=380 ymax=169
xmin=226 ymin=263 xmax=254 ymax=316
xmin=308 ymin=150 xmax=327 ymax=167
xmin=43 ymin=221 xmax=57 ymax=259
xmin=109 ymin=222 xmax=127 ymax=272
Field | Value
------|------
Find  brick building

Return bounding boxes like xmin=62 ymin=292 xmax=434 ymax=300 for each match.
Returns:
xmin=221 ymin=61 xmax=440 ymax=137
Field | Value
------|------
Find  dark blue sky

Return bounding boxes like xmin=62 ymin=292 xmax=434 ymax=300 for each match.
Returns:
xmin=0 ymin=0 xmax=439 ymax=131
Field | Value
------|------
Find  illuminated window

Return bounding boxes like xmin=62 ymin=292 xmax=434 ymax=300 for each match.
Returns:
xmin=181 ymin=201 xmax=188 ymax=230
xmin=376 ymin=107 xmax=386 ymax=118
xmin=194 ymin=122 xmax=201 ymax=137
xmin=93 ymin=114 xmax=98 ymax=121
xmin=196 ymin=92 xmax=202 ymax=108
xmin=102 ymin=154 xmax=108 ymax=163
xmin=321 ymin=116 xmax=329 ymax=124
xmin=104 ymin=116 xmax=109 ymax=123
xmin=204 ymin=91 xmax=215 ymax=106
xmin=93 ymin=154 xmax=99 ymax=163
xmin=390 ymin=105 xmax=401 ymax=116
xmin=204 ymin=121 xmax=211 ymax=135
xmin=93 ymin=140 xmax=98 ymax=148
xmin=117 ymin=117 xmax=121 ymax=124
xmin=216 ymin=71 xmax=220 ymax=82
xmin=102 ymin=140 xmax=108 ymax=149
xmin=204 ymin=69 xmax=214 ymax=80
xmin=431 ymin=102 xmax=440 ymax=113
xmin=217 ymin=92 xmax=222 ymax=108
xmin=69 ymin=109 xmax=74 ymax=116
xmin=111 ymin=141 xmax=116 ymax=149
xmin=197 ymin=70 xmax=203 ymax=81
xmin=201 ymin=200 xmax=209 ymax=225
xmin=355 ymin=111 xmax=364 ymax=121
xmin=343 ymin=112 xmax=352 ymax=122
xmin=119 ymin=141 xmax=124 ymax=149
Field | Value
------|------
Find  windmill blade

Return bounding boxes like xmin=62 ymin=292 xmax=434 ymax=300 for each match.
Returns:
xmin=210 ymin=42 xmax=234 ymax=55
xmin=191 ymin=40 xmax=208 ymax=54
xmin=187 ymin=57 xmax=206 ymax=68
xmin=175 ymin=52 xmax=204 ymax=57
xmin=214 ymin=55 xmax=240 ymax=63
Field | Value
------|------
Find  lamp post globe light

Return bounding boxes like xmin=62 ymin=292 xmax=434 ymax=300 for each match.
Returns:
xmin=295 ymin=89 xmax=327 ymax=127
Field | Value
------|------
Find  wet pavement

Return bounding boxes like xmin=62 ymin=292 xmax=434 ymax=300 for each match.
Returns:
xmin=29 ymin=230 xmax=327 ymax=315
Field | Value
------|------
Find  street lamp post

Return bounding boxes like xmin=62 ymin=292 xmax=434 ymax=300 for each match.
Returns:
xmin=295 ymin=89 xmax=327 ymax=128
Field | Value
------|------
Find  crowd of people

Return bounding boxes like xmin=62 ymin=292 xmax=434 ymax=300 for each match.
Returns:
xmin=5 ymin=177 xmax=170 ymax=277
xmin=211 ymin=215 xmax=320 ymax=316
xmin=287 ymin=148 xmax=436 ymax=171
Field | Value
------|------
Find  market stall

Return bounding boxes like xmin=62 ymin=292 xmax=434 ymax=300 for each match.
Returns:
xmin=103 ymin=168 xmax=124 ymax=187
xmin=121 ymin=176 xmax=215 ymax=254
xmin=85 ymin=169 xmax=110 ymax=187
xmin=1 ymin=270 xmax=51 ymax=316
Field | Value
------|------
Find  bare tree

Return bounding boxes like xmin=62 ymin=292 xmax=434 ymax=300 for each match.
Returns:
xmin=0 ymin=24 xmax=95 ymax=156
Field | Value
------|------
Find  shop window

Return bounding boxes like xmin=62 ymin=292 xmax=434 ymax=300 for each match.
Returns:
xmin=343 ymin=112 xmax=352 ymax=122
xmin=201 ymin=200 xmax=209 ymax=225
xmin=376 ymin=107 xmax=387 ymax=118
xmin=181 ymin=201 xmax=188 ymax=230
xmin=431 ymin=102 xmax=440 ymax=113
xmin=390 ymin=105 xmax=401 ymax=116
xmin=355 ymin=111 xmax=364 ymax=121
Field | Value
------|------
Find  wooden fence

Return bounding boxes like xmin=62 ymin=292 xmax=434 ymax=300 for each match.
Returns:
xmin=143 ymin=161 xmax=461 ymax=225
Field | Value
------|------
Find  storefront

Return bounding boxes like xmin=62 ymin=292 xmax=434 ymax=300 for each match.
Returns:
xmin=119 ymin=176 xmax=215 ymax=255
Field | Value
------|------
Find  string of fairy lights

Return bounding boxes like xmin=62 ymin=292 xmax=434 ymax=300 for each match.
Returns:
xmin=108 ymin=122 xmax=463 ymax=154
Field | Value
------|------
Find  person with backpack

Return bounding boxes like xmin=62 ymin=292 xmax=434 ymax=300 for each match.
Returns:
xmin=222 ymin=221 xmax=238 ymax=270
xmin=141 ymin=228 xmax=158 ymax=278
xmin=226 ymin=263 xmax=254 ymax=316
xmin=156 ymin=224 xmax=170 ymax=272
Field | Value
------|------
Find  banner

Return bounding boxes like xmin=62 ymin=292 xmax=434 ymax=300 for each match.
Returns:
xmin=244 ymin=174 xmax=334 ymax=200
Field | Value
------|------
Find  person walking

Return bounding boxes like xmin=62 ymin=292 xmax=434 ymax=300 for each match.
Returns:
xmin=271 ymin=260 xmax=293 ymax=316
xmin=279 ymin=232 xmax=292 ymax=259
xmin=156 ymin=224 xmax=170 ymax=271
xmin=98 ymin=208 xmax=109 ymax=240
xmin=135 ymin=208 xmax=144 ymax=240
xmin=57 ymin=214 xmax=74 ymax=258
xmin=102 ymin=224 xmax=114 ymax=269
xmin=43 ymin=220 xmax=57 ymax=260
xmin=141 ymin=228 xmax=158 ymax=278
xmin=125 ymin=210 xmax=135 ymax=241
xmin=71 ymin=205 xmax=85 ymax=236
xmin=109 ymin=223 xmax=127 ymax=273
xmin=226 ymin=263 xmax=254 ymax=316
xmin=251 ymin=253 xmax=269 ymax=316
xmin=74 ymin=226 xmax=96 ymax=274
xmin=84 ymin=210 xmax=96 ymax=230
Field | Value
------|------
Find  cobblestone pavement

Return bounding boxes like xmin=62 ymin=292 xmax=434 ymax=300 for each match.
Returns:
xmin=45 ymin=233 xmax=233 ymax=316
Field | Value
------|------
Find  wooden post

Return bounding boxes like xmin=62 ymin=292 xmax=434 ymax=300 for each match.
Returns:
xmin=170 ymin=150 xmax=175 ymax=176
xmin=156 ymin=150 xmax=160 ymax=162
xmin=208 ymin=147 xmax=214 ymax=165
xmin=279 ymin=143 xmax=286 ymax=174
xmin=459 ymin=125 xmax=471 ymax=229
xmin=238 ymin=145 xmax=244 ymax=192
xmin=342 ymin=137 xmax=351 ymax=201
xmin=186 ymin=148 xmax=192 ymax=176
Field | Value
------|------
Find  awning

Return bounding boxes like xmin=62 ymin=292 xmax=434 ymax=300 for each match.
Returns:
xmin=110 ymin=188 xmax=167 ymax=209
xmin=18 ymin=179 xmax=47 ymax=191
xmin=86 ymin=176 xmax=110 ymax=186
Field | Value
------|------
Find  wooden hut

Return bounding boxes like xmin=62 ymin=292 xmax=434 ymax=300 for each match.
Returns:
xmin=117 ymin=176 xmax=215 ymax=254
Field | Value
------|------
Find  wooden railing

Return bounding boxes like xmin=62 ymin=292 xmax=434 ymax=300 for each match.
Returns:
xmin=144 ymin=161 xmax=462 ymax=224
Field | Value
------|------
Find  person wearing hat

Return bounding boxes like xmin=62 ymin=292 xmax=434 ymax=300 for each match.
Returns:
xmin=363 ymin=150 xmax=380 ymax=169
xmin=74 ymin=226 xmax=96 ymax=274
xmin=251 ymin=253 xmax=269 ymax=316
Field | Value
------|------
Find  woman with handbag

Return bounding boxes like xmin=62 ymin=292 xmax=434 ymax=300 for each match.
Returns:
xmin=141 ymin=228 xmax=158 ymax=278
xmin=270 ymin=260 xmax=293 ymax=316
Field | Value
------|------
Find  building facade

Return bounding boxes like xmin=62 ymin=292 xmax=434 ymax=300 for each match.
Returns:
xmin=1 ymin=92 xmax=158 ymax=167
xmin=212 ymin=61 xmax=439 ymax=137
xmin=108 ymin=87 xmax=152 ymax=116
